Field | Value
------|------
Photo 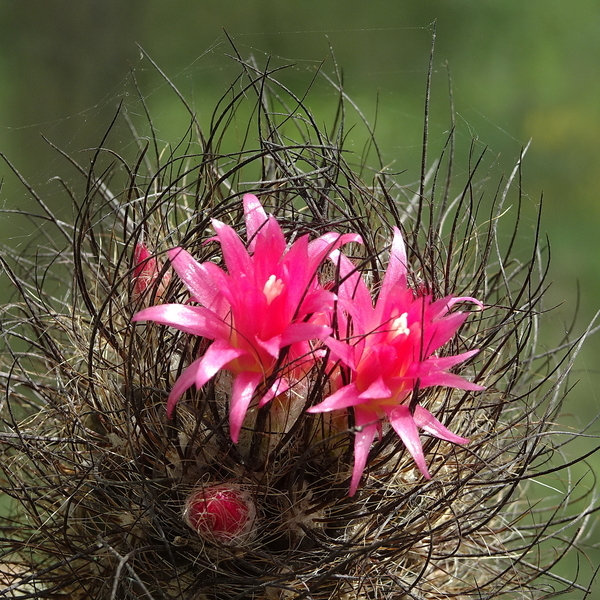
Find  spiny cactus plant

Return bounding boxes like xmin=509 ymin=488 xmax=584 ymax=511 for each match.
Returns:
xmin=0 ymin=51 xmax=597 ymax=599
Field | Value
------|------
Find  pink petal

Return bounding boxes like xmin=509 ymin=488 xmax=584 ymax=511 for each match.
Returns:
xmin=413 ymin=405 xmax=469 ymax=445
xmin=324 ymin=337 xmax=357 ymax=370
xmin=422 ymin=312 xmax=469 ymax=356
xmin=243 ymin=193 xmax=268 ymax=252
xmin=132 ymin=304 xmax=229 ymax=339
xmin=307 ymin=232 xmax=363 ymax=268
xmin=258 ymin=377 xmax=290 ymax=407
xmin=166 ymin=358 xmax=202 ymax=418
xmin=377 ymin=227 xmax=408 ymax=308
xmin=195 ymin=341 xmax=246 ymax=390
xmin=349 ymin=408 xmax=379 ymax=496
xmin=417 ymin=371 xmax=485 ymax=391
xmin=282 ymin=257 xmax=334 ymax=322
xmin=212 ymin=219 xmax=253 ymax=274
xmin=251 ymin=216 xmax=287 ymax=279
xmin=300 ymin=287 xmax=336 ymax=316
xmin=167 ymin=248 xmax=225 ymax=312
xmin=328 ymin=249 xmax=372 ymax=314
xmin=255 ymin=334 xmax=282 ymax=359
xmin=357 ymin=343 xmax=398 ymax=386
xmin=229 ymin=372 xmax=262 ymax=443
xmin=420 ymin=349 xmax=480 ymax=373
xmin=445 ymin=296 xmax=484 ymax=312
xmin=387 ymin=405 xmax=431 ymax=479
xmin=358 ymin=376 xmax=392 ymax=400
xmin=428 ymin=294 xmax=483 ymax=321
xmin=279 ymin=236 xmax=311 ymax=304
xmin=307 ymin=382 xmax=363 ymax=413
xmin=280 ymin=323 xmax=332 ymax=347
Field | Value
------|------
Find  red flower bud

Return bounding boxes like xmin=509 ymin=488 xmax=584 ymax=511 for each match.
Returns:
xmin=183 ymin=485 xmax=256 ymax=546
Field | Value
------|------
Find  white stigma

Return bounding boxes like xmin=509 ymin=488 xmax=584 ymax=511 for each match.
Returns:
xmin=263 ymin=274 xmax=285 ymax=305
xmin=389 ymin=312 xmax=410 ymax=340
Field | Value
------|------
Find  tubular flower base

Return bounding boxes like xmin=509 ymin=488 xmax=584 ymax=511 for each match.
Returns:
xmin=0 ymin=52 xmax=598 ymax=600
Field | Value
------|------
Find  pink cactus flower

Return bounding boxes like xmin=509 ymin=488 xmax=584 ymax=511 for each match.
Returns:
xmin=308 ymin=227 xmax=484 ymax=495
xmin=133 ymin=242 xmax=170 ymax=298
xmin=132 ymin=194 xmax=361 ymax=443
xmin=183 ymin=485 xmax=256 ymax=546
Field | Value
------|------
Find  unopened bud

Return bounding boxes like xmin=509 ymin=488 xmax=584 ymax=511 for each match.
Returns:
xmin=133 ymin=243 xmax=170 ymax=298
xmin=183 ymin=484 xmax=256 ymax=546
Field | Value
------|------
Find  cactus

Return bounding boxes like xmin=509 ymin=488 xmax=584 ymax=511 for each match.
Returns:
xmin=0 ymin=52 xmax=597 ymax=599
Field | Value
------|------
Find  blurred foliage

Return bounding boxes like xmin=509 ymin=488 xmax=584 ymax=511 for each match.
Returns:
xmin=0 ymin=0 xmax=598 ymax=593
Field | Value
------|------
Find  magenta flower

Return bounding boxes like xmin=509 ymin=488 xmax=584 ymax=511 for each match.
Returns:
xmin=308 ymin=227 xmax=484 ymax=495
xmin=132 ymin=194 xmax=361 ymax=443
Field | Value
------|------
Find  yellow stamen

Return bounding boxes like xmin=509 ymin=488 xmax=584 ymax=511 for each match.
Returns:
xmin=263 ymin=274 xmax=284 ymax=304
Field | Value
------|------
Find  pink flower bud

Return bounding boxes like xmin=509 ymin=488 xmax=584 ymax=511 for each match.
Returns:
xmin=133 ymin=243 xmax=170 ymax=298
xmin=183 ymin=485 xmax=256 ymax=546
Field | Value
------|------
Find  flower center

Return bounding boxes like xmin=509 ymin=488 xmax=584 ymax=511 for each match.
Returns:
xmin=263 ymin=274 xmax=284 ymax=304
xmin=388 ymin=312 xmax=410 ymax=340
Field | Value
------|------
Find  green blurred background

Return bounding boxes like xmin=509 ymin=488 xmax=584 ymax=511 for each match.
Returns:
xmin=1 ymin=0 xmax=598 ymax=593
